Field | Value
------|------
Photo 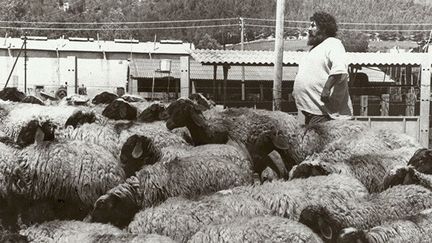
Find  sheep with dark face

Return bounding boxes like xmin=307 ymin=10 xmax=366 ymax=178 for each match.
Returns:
xmin=289 ymin=125 xmax=421 ymax=179
xmin=14 ymin=127 xmax=126 ymax=222
xmin=102 ymin=99 xmax=137 ymax=120
xmin=190 ymin=215 xmax=323 ymax=243
xmin=120 ymin=132 xmax=252 ymax=178
xmin=0 ymin=102 xmax=78 ymax=142
xmin=291 ymin=147 xmax=418 ymax=193
xmin=92 ymin=91 xmax=118 ymax=104
xmin=299 ymin=184 xmax=432 ymax=243
xmin=64 ymin=110 xmax=97 ymax=128
xmin=21 ymin=95 xmax=44 ymax=106
xmin=87 ymin=152 xmax=254 ymax=228
xmin=337 ymin=208 xmax=432 ymax=243
xmin=16 ymin=119 xmax=56 ymax=148
xmin=188 ymin=93 xmax=215 ymax=110
xmin=164 ymin=98 xmax=298 ymax=178
xmin=137 ymin=103 xmax=166 ymax=122
xmin=0 ymin=88 xmax=25 ymax=102
xmin=406 ymin=148 xmax=432 ymax=174
xmin=382 ymin=165 xmax=432 ymax=191
xmin=127 ymin=174 xmax=367 ymax=242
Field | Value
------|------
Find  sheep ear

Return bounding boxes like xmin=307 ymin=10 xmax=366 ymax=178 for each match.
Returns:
xmin=190 ymin=111 xmax=206 ymax=127
xmin=271 ymin=131 xmax=290 ymax=150
xmin=119 ymin=106 xmax=127 ymax=119
xmin=132 ymin=139 xmax=143 ymax=159
xmin=318 ymin=218 xmax=333 ymax=240
xmin=34 ymin=127 xmax=45 ymax=144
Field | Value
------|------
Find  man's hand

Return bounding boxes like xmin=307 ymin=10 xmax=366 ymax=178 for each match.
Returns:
xmin=321 ymin=88 xmax=331 ymax=103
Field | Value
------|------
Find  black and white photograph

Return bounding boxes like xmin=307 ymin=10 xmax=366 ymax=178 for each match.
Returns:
xmin=0 ymin=0 xmax=432 ymax=242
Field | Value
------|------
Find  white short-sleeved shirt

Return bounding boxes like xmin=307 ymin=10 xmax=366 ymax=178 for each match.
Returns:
xmin=293 ymin=37 xmax=353 ymax=119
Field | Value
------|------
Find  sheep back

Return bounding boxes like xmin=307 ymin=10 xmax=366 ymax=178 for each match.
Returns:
xmin=16 ymin=140 xmax=125 ymax=207
xmin=190 ymin=215 xmax=324 ymax=243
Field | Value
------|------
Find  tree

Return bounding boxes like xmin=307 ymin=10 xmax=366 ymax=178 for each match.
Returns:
xmin=339 ymin=31 xmax=369 ymax=52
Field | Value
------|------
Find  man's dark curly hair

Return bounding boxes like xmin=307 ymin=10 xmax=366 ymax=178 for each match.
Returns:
xmin=310 ymin=11 xmax=338 ymax=37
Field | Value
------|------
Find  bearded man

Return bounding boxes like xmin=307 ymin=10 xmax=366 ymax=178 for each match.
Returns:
xmin=293 ymin=11 xmax=353 ymax=125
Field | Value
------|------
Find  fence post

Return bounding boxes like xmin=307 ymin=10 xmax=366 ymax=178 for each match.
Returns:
xmin=419 ymin=60 xmax=431 ymax=148
xmin=360 ymin=95 xmax=368 ymax=116
xmin=380 ymin=94 xmax=390 ymax=116
xmin=405 ymin=87 xmax=416 ymax=116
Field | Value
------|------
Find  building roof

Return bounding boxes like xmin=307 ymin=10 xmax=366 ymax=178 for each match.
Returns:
xmin=191 ymin=49 xmax=432 ymax=66
xmin=0 ymin=37 xmax=193 ymax=54
xmin=129 ymin=59 xmax=297 ymax=81
xmin=191 ymin=49 xmax=303 ymax=66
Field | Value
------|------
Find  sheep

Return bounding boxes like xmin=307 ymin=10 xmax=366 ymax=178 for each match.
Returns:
xmin=0 ymin=102 xmax=78 ymax=142
xmin=189 ymin=215 xmax=324 ymax=243
xmin=15 ymin=119 xmax=56 ymax=148
xmin=102 ymin=99 xmax=137 ymax=120
xmin=0 ymin=230 xmax=27 ymax=243
xmin=14 ymin=133 xmax=126 ymax=221
xmin=87 ymin=152 xmax=254 ymax=228
xmin=127 ymin=174 xmax=367 ymax=241
xmin=299 ymin=184 xmax=432 ymax=242
xmin=137 ymin=102 xmax=166 ymax=122
xmin=0 ymin=142 xmax=23 ymax=229
xmin=92 ymin=91 xmax=118 ymax=104
xmin=382 ymin=166 xmax=432 ymax=191
xmin=67 ymin=233 xmax=176 ymax=243
xmin=287 ymin=124 xmax=421 ymax=179
xmin=164 ymin=98 xmax=299 ymax=178
xmin=64 ymin=110 xmax=97 ymax=128
xmin=291 ymin=147 xmax=419 ymax=192
xmin=406 ymin=147 xmax=432 ymax=174
xmin=21 ymin=95 xmax=44 ymax=106
xmin=188 ymin=93 xmax=215 ymax=110
xmin=19 ymin=220 xmax=123 ymax=242
xmin=337 ymin=209 xmax=432 ymax=243
xmin=120 ymin=132 xmax=252 ymax=178
xmin=0 ymin=87 xmax=25 ymax=102
xmin=57 ymin=122 xmax=121 ymax=159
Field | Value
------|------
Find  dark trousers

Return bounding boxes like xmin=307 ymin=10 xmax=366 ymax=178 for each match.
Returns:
xmin=302 ymin=111 xmax=332 ymax=125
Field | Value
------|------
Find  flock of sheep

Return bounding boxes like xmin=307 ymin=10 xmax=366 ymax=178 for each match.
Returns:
xmin=0 ymin=87 xmax=432 ymax=243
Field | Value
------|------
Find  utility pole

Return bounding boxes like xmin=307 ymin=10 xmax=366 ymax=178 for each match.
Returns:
xmin=273 ymin=0 xmax=285 ymax=111
xmin=240 ymin=17 xmax=245 ymax=101
xmin=24 ymin=33 xmax=27 ymax=94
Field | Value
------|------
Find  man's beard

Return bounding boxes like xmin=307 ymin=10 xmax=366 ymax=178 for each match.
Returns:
xmin=307 ymin=31 xmax=327 ymax=47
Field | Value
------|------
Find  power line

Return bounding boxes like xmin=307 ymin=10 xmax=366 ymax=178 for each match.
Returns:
xmin=0 ymin=24 xmax=240 ymax=31
xmin=245 ymin=24 xmax=432 ymax=32
xmin=0 ymin=18 xmax=239 ymax=25
xmin=244 ymin=17 xmax=432 ymax=26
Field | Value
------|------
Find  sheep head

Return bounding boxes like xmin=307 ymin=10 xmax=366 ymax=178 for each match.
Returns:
xmin=290 ymin=162 xmax=331 ymax=179
xmin=337 ymin=227 xmax=368 ymax=243
xmin=137 ymin=103 xmax=166 ymax=122
xmin=102 ymin=99 xmax=137 ymax=121
xmin=382 ymin=167 xmax=423 ymax=190
xmin=64 ymin=110 xmax=96 ymax=128
xmin=408 ymin=148 xmax=432 ymax=174
xmin=86 ymin=179 xmax=141 ymax=228
xmin=299 ymin=205 xmax=343 ymax=242
xmin=165 ymin=98 xmax=206 ymax=130
xmin=188 ymin=93 xmax=215 ymax=110
xmin=120 ymin=135 xmax=161 ymax=177
xmin=254 ymin=130 xmax=299 ymax=173
xmin=16 ymin=119 xmax=56 ymax=148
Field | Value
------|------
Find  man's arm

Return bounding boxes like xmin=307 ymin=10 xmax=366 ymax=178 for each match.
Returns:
xmin=321 ymin=73 xmax=348 ymax=103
